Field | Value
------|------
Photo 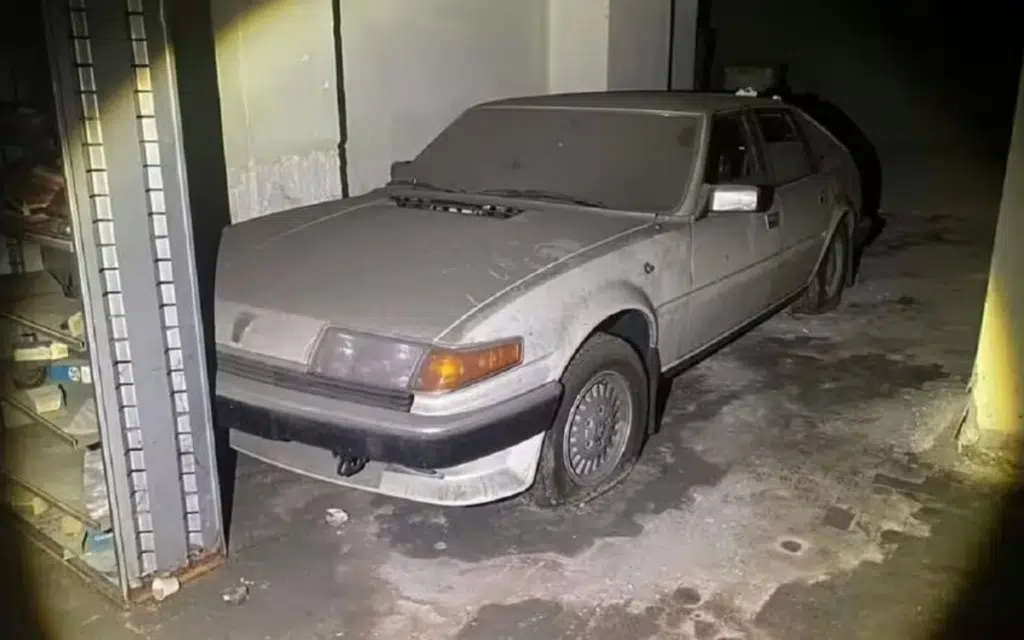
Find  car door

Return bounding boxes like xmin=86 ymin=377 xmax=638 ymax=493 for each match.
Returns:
xmin=792 ymin=109 xmax=860 ymax=216
xmin=685 ymin=110 xmax=781 ymax=356
xmin=751 ymin=107 xmax=832 ymax=299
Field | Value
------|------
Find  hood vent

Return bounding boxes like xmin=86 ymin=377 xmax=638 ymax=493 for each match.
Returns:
xmin=391 ymin=195 xmax=523 ymax=220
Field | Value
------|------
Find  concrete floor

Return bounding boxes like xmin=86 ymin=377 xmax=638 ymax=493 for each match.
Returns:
xmin=19 ymin=152 xmax=1022 ymax=639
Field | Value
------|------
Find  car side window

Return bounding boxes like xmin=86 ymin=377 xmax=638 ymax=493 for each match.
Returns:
xmin=704 ymin=112 xmax=761 ymax=185
xmin=754 ymin=109 xmax=814 ymax=184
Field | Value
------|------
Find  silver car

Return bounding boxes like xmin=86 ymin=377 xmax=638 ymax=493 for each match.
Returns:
xmin=214 ymin=91 xmax=860 ymax=507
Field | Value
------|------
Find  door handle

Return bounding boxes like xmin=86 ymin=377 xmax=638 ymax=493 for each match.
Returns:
xmin=819 ymin=189 xmax=828 ymax=204
xmin=764 ymin=211 xmax=780 ymax=230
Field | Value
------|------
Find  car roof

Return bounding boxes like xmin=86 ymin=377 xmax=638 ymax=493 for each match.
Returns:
xmin=477 ymin=90 xmax=784 ymax=115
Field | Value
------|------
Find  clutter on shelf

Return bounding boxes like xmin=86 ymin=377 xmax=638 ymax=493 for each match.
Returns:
xmin=0 ymin=143 xmax=114 ymax=579
xmin=0 ymin=161 xmax=73 ymax=242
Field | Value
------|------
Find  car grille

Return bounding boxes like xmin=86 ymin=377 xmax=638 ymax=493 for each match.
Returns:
xmin=216 ymin=351 xmax=413 ymax=412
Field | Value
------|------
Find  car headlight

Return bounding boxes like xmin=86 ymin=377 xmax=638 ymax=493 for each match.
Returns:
xmin=309 ymin=329 xmax=426 ymax=390
xmin=308 ymin=327 xmax=523 ymax=393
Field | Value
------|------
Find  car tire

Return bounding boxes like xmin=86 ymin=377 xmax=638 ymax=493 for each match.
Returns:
xmin=791 ymin=218 xmax=851 ymax=316
xmin=528 ymin=333 xmax=649 ymax=508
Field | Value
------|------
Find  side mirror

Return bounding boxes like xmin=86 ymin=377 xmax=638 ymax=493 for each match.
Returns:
xmin=708 ymin=184 xmax=774 ymax=213
xmin=390 ymin=160 xmax=412 ymax=181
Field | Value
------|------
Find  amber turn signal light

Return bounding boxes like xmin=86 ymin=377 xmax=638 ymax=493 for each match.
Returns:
xmin=414 ymin=339 xmax=523 ymax=392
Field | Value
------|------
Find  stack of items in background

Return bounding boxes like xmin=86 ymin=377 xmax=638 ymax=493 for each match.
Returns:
xmin=0 ymin=106 xmax=74 ymax=249
xmin=1 ymin=160 xmax=72 ymax=242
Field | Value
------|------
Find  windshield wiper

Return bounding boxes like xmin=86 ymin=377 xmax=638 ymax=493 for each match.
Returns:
xmin=474 ymin=188 xmax=606 ymax=209
xmin=386 ymin=179 xmax=465 ymax=194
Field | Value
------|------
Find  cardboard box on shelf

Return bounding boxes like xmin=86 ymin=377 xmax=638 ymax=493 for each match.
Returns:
xmin=18 ymin=384 xmax=64 ymax=414
xmin=12 ymin=341 xmax=69 ymax=361
xmin=65 ymin=311 xmax=83 ymax=338
xmin=60 ymin=514 xmax=84 ymax=537
xmin=49 ymin=359 xmax=92 ymax=384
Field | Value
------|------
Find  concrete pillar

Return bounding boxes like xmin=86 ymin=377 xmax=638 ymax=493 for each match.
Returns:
xmin=548 ymin=0 xmax=673 ymax=94
xmin=607 ymin=0 xmax=673 ymax=90
xmin=212 ymin=0 xmax=344 ymax=222
xmin=958 ymin=62 xmax=1024 ymax=463
xmin=670 ymin=0 xmax=700 ymax=90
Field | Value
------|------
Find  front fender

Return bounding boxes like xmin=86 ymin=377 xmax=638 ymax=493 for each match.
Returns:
xmin=410 ymin=277 xmax=663 ymax=426
xmin=544 ymin=282 xmax=658 ymax=375
xmin=446 ymin=276 xmax=657 ymax=378
xmin=417 ymin=227 xmax=666 ymax=417
xmin=551 ymin=283 xmax=662 ymax=437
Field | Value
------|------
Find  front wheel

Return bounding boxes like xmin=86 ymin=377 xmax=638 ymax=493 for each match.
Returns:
xmin=791 ymin=219 xmax=851 ymax=315
xmin=529 ymin=333 xmax=648 ymax=507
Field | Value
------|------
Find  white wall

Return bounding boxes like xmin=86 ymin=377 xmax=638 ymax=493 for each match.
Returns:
xmin=547 ymin=0 xmax=611 ymax=94
xmin=213 ymin=0 xmax=344 ymax=222
xmin=548 ymin=0 xmax=676 ymax=95
xmin=341 ymin=0 xmax=549 ymax=196
xmin=343 ymin=0 xmax=674 ymax=195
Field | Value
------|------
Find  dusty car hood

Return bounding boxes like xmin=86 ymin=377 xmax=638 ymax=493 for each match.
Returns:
xmin=215 ymin=194 xmax=648 ymax=361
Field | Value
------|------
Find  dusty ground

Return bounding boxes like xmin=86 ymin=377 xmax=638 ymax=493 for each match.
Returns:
xmin=21 ymin=152 xmax=1020 ymax=639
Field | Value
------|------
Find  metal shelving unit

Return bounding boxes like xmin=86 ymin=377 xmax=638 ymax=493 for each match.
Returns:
xmin=1 ymin=0 xmax=224 ymax=604
xmin=5 ymin=426 xmax=107 ymax=529
xmin=0 ymin=272 xmax=88 ymax=349
xmin=2 ymin=383 xmax=101 ymax=449
xmin=0 ymin=0 xmax=116 ymax=595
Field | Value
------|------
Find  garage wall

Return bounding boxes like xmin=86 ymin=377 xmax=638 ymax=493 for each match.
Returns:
xmin=340 ymin=0 xmax=549 ymax=197
xmin=212 ymin=0 xmax=344 ymax=222
xmin=215 ymin=0 xmax=676 ymax=213
xmin=547 ymin=0 xmax=610 ymax=94
xmin=342 ymin=0 xmax=674 ymax=196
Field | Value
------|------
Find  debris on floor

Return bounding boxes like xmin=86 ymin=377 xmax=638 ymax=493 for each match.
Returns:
xmin=222 ymin=580 xmax=252 ymax=606
xmin=221 ymin=577 xmax=254 ymax=602
xmin=823 ymin=505 xmax=857 ymax=531
xmin=325 ymin=508 xmax=349 ymax=527
xmin=151 ymin=576 xmax=180 ymax=602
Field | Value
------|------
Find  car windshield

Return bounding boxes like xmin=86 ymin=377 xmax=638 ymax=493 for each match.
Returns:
xmin=397 ymin=106 xmax=701 ymax=213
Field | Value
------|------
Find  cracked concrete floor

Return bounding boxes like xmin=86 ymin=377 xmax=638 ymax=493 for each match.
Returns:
xmin=21 ymin=157 xmax=1021 ymax=640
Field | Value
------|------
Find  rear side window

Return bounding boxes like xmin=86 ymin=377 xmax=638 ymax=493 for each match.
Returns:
xmin=793 ymin=111 xmax=844 ymax=168
xmin=755 ymin=109 xmax=813 ymax=184
xmin=704 ymin=112 xmax=762 ymax=185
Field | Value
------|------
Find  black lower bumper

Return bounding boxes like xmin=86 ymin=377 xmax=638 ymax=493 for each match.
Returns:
xmin=216 ymin=386 xmax=562 ymax=470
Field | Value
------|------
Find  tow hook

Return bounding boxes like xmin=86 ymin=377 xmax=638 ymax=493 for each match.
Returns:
xmin=334 ymin=453 xmax=368 ymax=477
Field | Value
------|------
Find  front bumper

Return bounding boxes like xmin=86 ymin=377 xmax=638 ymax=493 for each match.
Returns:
xmin=215 ymin=371 xmax=562 ymax=470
